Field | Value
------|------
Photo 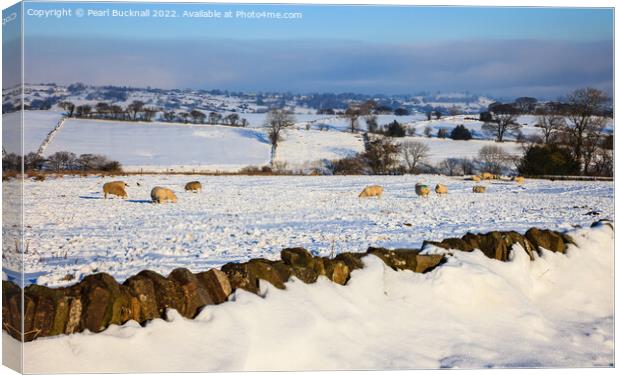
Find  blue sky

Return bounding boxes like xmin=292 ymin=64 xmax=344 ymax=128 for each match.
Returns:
xmin=15 ymin=2 xmax=614 ymax=98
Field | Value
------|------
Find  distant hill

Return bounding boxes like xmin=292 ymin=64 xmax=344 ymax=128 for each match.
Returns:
xmin=3 ymin=83 xmax=495 ymax=116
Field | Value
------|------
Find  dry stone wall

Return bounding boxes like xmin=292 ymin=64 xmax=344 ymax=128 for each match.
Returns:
xmin=3 ymin=220 xmax=611 ymax=342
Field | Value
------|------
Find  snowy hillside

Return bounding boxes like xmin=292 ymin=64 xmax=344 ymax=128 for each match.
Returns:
xmin=43 ymin=119 xmax=272 ymax=172
xmin=2 ymin=111 xmax=65 ymax=153
xmin=41 ymin=117 xmax=527 ymax=171
xmin=22 ymin=113 xmax=530 ymax=171
xmin=11 ymin=223 xmax=614 ymax=372
xmin=3 ymin=83 xmax=496 ymax=116
xmin=7 ymin=109 xmax=612 ymax=172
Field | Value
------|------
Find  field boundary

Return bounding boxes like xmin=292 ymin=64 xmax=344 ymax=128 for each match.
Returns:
xmin=2 ymin=220 xmax=611 ymax=342
xmin=36 ymin=116 xmax=67 ymax=156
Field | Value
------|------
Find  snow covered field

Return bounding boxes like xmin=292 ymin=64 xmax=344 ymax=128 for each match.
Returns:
xmin=11 ymin=223 xmax=614 ymax=372
xmin=10 ymin=111 xmax=612 ymax=172
xmin=2 ymin=111 xmax=65 ymax=153
xmin=6 ymin=174 xmax=613 ymax=288
xmin=39 ymin=116 xmax=524 ymax=172
xmin=43 ymin=119 xmax=273 ymax=172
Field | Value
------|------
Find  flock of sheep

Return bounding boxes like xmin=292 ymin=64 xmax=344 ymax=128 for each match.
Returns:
xmin=101 ymin=173 xmax=525 ymax=203
xmin=102 ymin=180 xmax=202 ymax=203
xmin=357 ymin=173 xmax=525 ymax=198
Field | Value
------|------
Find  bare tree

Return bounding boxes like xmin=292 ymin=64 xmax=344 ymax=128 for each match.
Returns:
xmin=59 ymin=101 xmax=75 ymax=117
xmin=178 ymin=112 xmax=190 ymax=123
xmin=95 ymin=102 xmax=110 ymax=118
xmin=110 ymin=105 xmax=125 ymax=120
xmin=75 ymin=104 xmax=91 ymax=118
xmin=535 ymin=107 xmax=565 ymax=144
xmin=162 ymin=111 xmax=176 ymax=122
xmin=514 ymin=97 xmax=538 ymax=114
xmin=591 ymin=134 xmax=613 ymax=176
xmin=458 ymin=157 xmax=476 ymax=175
xmin=477 ymin=145 xmax=513 ymax=174
xmin=564 ymin=88 xmax=608 ymax=174
xmin=208 ymin=111 xmax=222 ymax=125
xmin=265 ymin=109 xmax=296 ymax=165
xmin=360 ymin=100 xmax=377 ymax=115
xmin=143 ymin=107 xmax=159 ymax=122
xmin=365 ymin=114 xmax=378 ymax=133
xmin=225 ymin=113 xmax=240 ymax=126
xmin=344 ymin=104 xmax=362 ymax=133
xmin=439 ymin=158 xmax=460 ymax=176
xmin=127 ymin=100 xmax=145 ymax=121
xmin=401 ymin=140 xmax=430 ymax=173
xmin=190 ymin=109 xmax=206 ymax=124
xmin=47 ymin=151 xmax=77 ymax=171
xmin=24 ymin=152 xmax=45 ymax=171
xmin=482 ymin=103 xmax=521 ymax=142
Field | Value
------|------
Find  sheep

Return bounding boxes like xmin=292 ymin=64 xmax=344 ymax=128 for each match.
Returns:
xmin=435 ymin=184 xmax=448 ymax=195
xmin=358 ymin=185 xmax=384 ymax=198
xmin=415 ymin=183 xmax=430 ymax=197
xmin=151 ymin=187 xmax=177 ymax=204
xmin=185 ymin=181 xmax=202 ymax=192
xmin=513 ymin=176 xmax=525 ymax=184
xmin=473 ymin=185 xmax=486 ymax=193
xmin=480 ymin=172 xmax=496 ymax=180
xmin=103 ymin=181 xmax=128 ymax=199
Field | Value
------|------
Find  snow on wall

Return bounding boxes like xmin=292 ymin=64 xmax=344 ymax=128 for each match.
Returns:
xmin=16 ymin=223 xmax=614 ymax=372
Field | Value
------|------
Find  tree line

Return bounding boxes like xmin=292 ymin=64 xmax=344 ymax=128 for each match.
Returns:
xmin=3 ymin=151 xmax=122 ymax=173
xmin=515 ymin=88 xmax=612 ymax=177
xmin=326 ymin=88 xmax=612 ymax=177
xmin=58 ymin=100 xmax=250 ymax=127
xmin=327 ymin=137 xmax=514 ymax=177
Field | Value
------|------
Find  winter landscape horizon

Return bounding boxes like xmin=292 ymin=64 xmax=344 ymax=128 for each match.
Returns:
xmin=2 ymin=1 xmax=615 ymax=373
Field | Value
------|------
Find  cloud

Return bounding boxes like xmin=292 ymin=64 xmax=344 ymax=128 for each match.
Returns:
xmin=23 ymin=36 xmax=612 ymax=99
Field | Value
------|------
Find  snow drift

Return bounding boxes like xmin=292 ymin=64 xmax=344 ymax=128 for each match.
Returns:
xmin=12 ymin=223 xmax=614 ymax=372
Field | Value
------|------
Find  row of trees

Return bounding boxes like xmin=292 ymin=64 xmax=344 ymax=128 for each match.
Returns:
xmin=3 ymin=151 xmax=122 ymax=173
xmin=526 ymin=88 xmax=612 ymax=176
xmin=59 ymin=100 xmax=249 ymax=126
xmin=477 ymin=88 xmax=612 ymax=176
xmin=328 ymin=137 xmax=517 ymax=176
xmin=339 ymin=101 xmax=442 ymax=134
xmin=326 ymin=131 xmax=610 ymax=178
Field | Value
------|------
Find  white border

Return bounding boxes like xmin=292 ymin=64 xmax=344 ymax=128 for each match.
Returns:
xmin=0 ymin=1 xmax=616 ymax=375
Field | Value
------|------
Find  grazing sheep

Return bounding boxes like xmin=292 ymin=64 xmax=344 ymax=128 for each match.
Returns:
xmin=435 ymin=184 xmax=448 ymax=195
xmin=471 ymin=175 xmax=481 ymax=182
xmin=415 ymin=183 xmax=430 ymax=197
xmin=103 ymin=181 xmax=128 ymax=199
xmin=151 ymin=187 xmax=177 ymax=203
xmin=513 ymin=176 xmax=525 ymax=184
xmin=358 ymin=185 xmax=384 ymax=198
xmin=185 ymin=181 xmax=202 ymax=192
xmin=473 ymin=185 xmax=486 ymax=193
